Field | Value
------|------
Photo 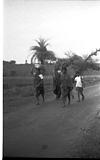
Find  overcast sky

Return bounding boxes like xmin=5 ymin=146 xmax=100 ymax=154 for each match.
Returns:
xmin=4 ymin=0 xmax=100 ymax=64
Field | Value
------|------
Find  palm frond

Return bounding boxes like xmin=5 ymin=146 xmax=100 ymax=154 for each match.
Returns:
xmin=31 ymin=53 xmax=37 ymax=64
xmin=30 ymin=46 xmax=40 ymax=51
xmin=35 ymin=38 xmax=49 ymax=48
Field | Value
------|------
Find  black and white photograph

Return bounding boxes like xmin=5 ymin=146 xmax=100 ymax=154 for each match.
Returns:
xmin=3 ymin=0 xmax=100 ymax=159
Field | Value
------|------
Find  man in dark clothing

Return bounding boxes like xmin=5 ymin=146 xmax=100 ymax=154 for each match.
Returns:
xmin=53 ymin=70 xmax=61 ymax=99
xmin=61 ymin=66 xmax=73 ymax=107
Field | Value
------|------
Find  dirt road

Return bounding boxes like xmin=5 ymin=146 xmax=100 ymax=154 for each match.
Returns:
xmin=3 ymin=83 xmax=100 ymax=158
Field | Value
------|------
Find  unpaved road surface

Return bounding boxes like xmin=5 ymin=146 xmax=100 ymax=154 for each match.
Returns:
xmin=3 ymin=83 xmax=100 ymax=158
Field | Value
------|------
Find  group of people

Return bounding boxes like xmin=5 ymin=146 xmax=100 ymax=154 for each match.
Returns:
xmin=32 ymin=64 xmax=85 ymax=107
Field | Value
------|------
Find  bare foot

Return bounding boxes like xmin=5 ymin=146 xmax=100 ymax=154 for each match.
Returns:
xmin=82 ymin=96 xmax=85 ymax=101
xmin=72 ymin=95 xmax=74 ymax=99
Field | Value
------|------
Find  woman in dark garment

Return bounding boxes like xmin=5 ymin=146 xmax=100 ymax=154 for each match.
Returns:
xmin=53 ymin=69 xmax=61 ymax=99
xmin=61 ymin=66 xmax=73 ymax=107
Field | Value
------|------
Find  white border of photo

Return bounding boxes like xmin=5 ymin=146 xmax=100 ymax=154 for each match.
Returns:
xmin=0 ymin=0 xmax=3 ymax=159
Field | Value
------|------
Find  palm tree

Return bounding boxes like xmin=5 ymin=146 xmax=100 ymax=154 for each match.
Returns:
xmin=30 ymin=38 xmax=56 ymax=64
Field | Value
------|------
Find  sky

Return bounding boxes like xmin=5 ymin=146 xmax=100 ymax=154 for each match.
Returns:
xmin=3 ymin=0 xmax=100 ymax=64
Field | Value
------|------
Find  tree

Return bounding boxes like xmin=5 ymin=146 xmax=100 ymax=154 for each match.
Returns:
xmin=64 ymin=51 xmax=84 ymax=71
xmin=30 ymin=38 xmax=56 ymax=64
xmin=64 ymin=49 xmax=100 ymax=75
xmin=78 ymin=49 xmax=100 ymax=74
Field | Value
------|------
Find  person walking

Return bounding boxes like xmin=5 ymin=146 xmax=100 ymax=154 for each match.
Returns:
xmin=53 ymin=69 xmax=61 ymax=99
xmin=61 ymin=65 xmax=73 ymax=107
xmin=74 ymin=72 xmax=85 ymax=102
xmin=33 ymin=67 xmax=45 ymax=105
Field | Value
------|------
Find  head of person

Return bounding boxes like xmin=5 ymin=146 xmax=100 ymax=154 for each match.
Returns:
xmin=76 ymin=72 xmax=80 ymax=77
xmin=62 ymin=66 xmax=67 ymax=74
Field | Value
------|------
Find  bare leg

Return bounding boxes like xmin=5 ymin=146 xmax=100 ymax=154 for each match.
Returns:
xmin=82 ymin=94 xmax=84 ymax=101
xmin=36 ymin=90 xmax=40 ymax=105
xmin=71 ymin=90 xmax=74 ymax=99
xmin=36 ymin=96 xmax=39 ymax=105
xmin=68 ymin=92 xmax=71 ymax=104
xmin=80 ymin=89 xmax=84 ymax=101
xmin=78 ymin=90 xmax=80 ymax=102
xmin=41 ymin=94 xmax=45 ymax=102
xmin=62 ymin=96 xmax=66 ymax=107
